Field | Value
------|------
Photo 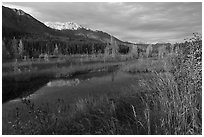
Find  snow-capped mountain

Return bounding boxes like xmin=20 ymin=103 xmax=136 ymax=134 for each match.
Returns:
xmin=3 ymin=5 xmax=127 ymax=45
xmin=44 ymin=22 xmax=85 ymax=30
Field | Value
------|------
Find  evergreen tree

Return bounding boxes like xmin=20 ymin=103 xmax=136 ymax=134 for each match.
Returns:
xmin=18 ymin=39 xmax=24 ymax=58
xmin=11 ymin=37 xmax=18 ymax=59
xmin=2 ymin=39 xmax=9 ymax=61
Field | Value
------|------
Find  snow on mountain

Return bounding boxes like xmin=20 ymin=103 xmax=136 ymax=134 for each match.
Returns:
xmin=12 ymin=8 xmax=31 ymax=18
xmin=44 ymin=22 xmax=85 ymax=30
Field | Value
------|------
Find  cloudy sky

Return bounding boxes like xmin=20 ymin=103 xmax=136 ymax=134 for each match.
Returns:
xmin=2 ymin=2 xmax=202 ymax=43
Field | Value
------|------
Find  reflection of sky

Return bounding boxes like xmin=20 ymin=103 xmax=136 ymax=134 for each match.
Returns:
xmin=3 ymin=2 xmax=202 ymax=43
xmin=47 ymin=79 xmax=80 ymax=87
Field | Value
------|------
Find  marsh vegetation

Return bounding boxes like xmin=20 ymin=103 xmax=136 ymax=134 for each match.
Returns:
xmin=2 ymin=34 xmax=202 ymax=135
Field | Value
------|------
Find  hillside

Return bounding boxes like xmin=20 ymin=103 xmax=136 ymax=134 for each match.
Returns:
xmin=2 ymin=6 xmax=128 ymax=45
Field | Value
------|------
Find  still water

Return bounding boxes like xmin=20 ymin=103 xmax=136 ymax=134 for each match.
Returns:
xmin=6 ymin=71 xmax=137 ymax=105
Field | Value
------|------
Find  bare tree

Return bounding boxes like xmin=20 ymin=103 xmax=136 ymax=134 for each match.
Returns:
xmin=110 ymin=35 xmax=119 ymax=58
xmin=158 ymin=45 xmax=166 ymax=59
xmin=104 ymin=43 xmax=110 ymax=62
xmin=146 ymin=44 xmax=153 ymax=58
xmin=129 ymin=44 xmax=138 ymax=59
xmin=54 ymin=44 xmax=59 ymax=56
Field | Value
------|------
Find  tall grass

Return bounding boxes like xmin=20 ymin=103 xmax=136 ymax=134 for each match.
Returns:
xmin=142 ymin=71 xmax=201 ymax=134
xmin=141 ymin=34 xmax=202 ymax=134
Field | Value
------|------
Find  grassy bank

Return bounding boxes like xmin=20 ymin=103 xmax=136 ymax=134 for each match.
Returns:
xmin=2 ymin=54 xmax=129 ymax=73
xmin=121 ymin=58 xmax=168 ymax=73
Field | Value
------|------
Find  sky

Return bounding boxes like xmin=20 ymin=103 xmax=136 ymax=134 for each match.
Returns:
xmin=2 ymin=2 xmax=202 ymax=44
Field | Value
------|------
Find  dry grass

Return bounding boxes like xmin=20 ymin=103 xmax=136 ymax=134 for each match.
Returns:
xmin=122 ymin=58 xmax=166 ymax=73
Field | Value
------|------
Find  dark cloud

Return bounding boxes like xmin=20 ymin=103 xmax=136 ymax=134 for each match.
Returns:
xmin=3 ymin=2 xmax=202 ymax=43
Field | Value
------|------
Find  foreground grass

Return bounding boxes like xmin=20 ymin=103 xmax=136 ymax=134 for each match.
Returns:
xmin=2 ymin=72 xmax=155 ymax=135
xmin=3 ymin=71 xmax=201 ymax=135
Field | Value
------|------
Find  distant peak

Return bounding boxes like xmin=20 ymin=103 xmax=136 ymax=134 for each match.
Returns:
xmin=44 ymin=21 xmax=87 ymax=30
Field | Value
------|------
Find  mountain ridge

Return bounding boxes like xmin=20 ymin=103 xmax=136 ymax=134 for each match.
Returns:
xmin=2 ymin=5 xmax=130 ymax=45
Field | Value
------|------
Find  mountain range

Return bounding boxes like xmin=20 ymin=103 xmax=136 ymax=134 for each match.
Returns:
xmin=2 ymin=6 xmax=130 ymax=45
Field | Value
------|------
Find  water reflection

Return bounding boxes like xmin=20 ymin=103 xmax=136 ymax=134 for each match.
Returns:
xmin=111 ymin=71 xmax=118 ymax=82
xmin=47 ymin=79 xmax=80 ymax=87
xmin=9 ymin=92 xmax=40 ymax=103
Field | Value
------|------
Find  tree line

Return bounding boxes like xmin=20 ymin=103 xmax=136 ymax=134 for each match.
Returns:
xmin=2 ymin=37 xmax=129 ymax=61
